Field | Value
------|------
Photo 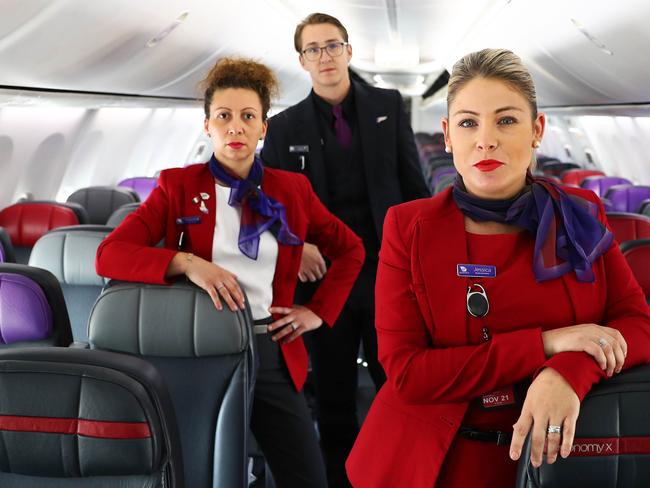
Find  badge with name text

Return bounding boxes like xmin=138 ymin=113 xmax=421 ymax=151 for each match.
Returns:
xmin=481 ymin=386 xmax=516 ymax=409
xmin=457 ymin=263 xmax=496 ymax=278
xmin=176 ymin=216 xmax=201 ymax=225
xmin=289 ymin=145 xmax=309 ymax=153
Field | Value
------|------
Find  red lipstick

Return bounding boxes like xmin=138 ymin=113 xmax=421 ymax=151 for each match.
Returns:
xmin=228 ymin=142 xmax=244 ymax=149
xmin=474 ymin=159 xmax=504 ymax=172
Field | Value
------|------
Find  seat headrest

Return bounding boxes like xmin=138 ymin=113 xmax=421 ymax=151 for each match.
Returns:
xmin=620 ymin=239 xmax=650 ymax=296
xmin=0 ymin=264 xmax=73 ymax=347
xmin=605 ymin=185 xmax=650 ymax=213
xmin=89 ymin=281 xmax=251 ymax=357
xmin=29 ymin=225 xmax=112 ymax=286
xmin=580 ymin=176 xmax=632 ymax=198
xmin=0 ymin=272 xmax=52 ymax=344
xmin=0 ymin=347 xmax=183 ymax=484
xmin=106 ymin=202 xmax=141 ymax=227
xmin=561 ymin=169 xmax=605 ymax=186
xmin=67 ymin=186 xmax=140 ymax=225
xmin=118 ymin=177 xmax=158 ymax=201
xmin=517 ymin=365 xmax=650 ymax=487
xmin=0 ymin=203 xmax=80 ymax=246
xmin=606 ymin=212 xmax=650 ymax=242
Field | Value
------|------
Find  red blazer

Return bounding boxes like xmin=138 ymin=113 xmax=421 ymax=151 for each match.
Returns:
xmin=96 ymin=163 xmax=364 ymax=390
xmin=346 ymin=187 xmax=650 ymax=488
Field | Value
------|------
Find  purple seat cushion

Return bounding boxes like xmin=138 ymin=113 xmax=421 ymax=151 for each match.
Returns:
xmin=0 ymin=273 xmax=52 ymax=344
xmin=605 ymin=185 xmax=650 ymax=213
xmin=430 ymin=166 xmax=457 ymax=190
xmin=581 ymin=176 xmax=632 ymax=198
xmin=118 ymin=177 xmax=157 ymax=201
xmin=0 ymin=243 xmax=4 ymax=263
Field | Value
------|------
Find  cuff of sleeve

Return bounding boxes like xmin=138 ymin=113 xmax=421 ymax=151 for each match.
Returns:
xmin=538 ymin=352 xmax=606 ymax=401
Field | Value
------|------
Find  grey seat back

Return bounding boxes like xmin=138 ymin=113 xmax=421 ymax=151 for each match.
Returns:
xmin=0 ymin=347 xmax=184 ymax=487
xmin=517 ymin=364 xmax=650 ymax=487
xmin=106 ymin=202 xmax=141 ymax=227
xmin=88 ymin=281 xmax=254 ymax=488
xmin=29 ymin=225 xmax=112 ymax=342
xmin=67 ymin=186 xmax=140 ymax=225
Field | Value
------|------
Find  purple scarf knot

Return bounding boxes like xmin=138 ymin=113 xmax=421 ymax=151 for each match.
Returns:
xmin=209 ymin=155 xmax=302 ymax=260
xmin=453 ymin=173 xmax=613 ymax=282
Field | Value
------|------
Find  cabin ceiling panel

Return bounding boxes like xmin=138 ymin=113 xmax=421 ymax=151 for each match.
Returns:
xmin=1 ymin=0 xmax=649 ymax=107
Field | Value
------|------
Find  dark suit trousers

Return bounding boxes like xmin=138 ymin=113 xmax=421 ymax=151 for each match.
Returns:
xmin=250 ymin=334 xmax=327 ymax=488
xmin=305 ymin=261 xmax=386 ymax=487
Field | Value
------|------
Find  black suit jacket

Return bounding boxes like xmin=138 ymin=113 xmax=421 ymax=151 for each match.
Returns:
xmin=261 ymin=80 xmax=430 ymax=240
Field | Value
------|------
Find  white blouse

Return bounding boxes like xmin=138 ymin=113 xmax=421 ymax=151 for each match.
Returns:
xmin=211 ymin=184 xmax=278 ymax=320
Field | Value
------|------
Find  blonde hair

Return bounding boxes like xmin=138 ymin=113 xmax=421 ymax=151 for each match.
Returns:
xmin=447 ymin=48 xmax=537 ymax=120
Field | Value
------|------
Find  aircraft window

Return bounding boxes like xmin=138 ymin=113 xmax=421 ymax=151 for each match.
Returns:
xmin=564 ymin=145 xmax=573 ymax=160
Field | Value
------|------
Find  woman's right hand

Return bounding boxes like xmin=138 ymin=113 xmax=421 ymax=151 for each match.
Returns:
xmin=541 ymin=324 xmax=627 ymax=377
xmin=183 ymin=254 xmax=245 ymax=312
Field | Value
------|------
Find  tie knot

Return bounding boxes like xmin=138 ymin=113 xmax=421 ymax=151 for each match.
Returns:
xmin=332 ymin=104 xmax=344 ymax=119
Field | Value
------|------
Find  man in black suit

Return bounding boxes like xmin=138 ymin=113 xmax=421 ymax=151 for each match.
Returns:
xmin=261 ymin=12 xmax=430 ymax=487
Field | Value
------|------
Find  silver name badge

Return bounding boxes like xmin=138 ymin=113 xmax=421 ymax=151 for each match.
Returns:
xmin=289 ymin=145 xmax=309 ymax=153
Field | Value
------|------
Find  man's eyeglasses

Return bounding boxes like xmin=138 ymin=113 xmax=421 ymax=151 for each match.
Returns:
xmin=301 ymin=42 xmax=349 ymax=61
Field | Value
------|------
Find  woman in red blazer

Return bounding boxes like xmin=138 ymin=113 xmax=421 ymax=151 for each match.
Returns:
xmin=346 ymin=49 xmax=650 ymax=487
xmin=96 ymin=58 xmax=364 ymax=487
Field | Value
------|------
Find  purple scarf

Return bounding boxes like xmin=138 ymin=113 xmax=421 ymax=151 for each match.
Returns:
xmin=452 ymin=173 xmax=613 ymax=282
xmin=209 ymin=155 xmax=302 ymax=260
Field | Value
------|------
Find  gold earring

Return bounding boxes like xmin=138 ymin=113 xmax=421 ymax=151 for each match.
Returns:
xmin=533 ymin=141 xmax=540 ymax=148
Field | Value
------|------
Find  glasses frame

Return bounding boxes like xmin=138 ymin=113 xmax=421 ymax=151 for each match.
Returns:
xmin=300 ymin=42 xmax=349 ymax=61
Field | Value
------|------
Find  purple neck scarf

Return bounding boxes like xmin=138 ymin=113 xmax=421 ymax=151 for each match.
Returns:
xmin=452 ymin=173 xmax=613 ymax=282
xmin=209 ymin=155 xmax=302 ymax=260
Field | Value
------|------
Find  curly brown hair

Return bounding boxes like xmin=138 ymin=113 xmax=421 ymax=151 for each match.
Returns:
xmin=201 ymin=58 xmax=279 ymax=120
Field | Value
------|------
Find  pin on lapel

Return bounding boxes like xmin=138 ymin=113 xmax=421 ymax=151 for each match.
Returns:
xmin=376 ymin=115 xmax=388 ymax=123
xmin=192 ymin=196 xmax=199 ymax=204
xmin=200 ymin=192 xmax=210 ymax=200
xmin=199 ymin=200 xmax=208 ymax=214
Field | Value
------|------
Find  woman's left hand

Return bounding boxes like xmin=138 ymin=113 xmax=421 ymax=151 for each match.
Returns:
xmin=268 ymin=305 xmax=324 ymax=344
xmin=509 ymin=368 xmax=580 ymax=467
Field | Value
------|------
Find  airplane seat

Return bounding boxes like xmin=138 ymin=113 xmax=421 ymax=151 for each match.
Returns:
xmin=0 ymin=226 xmax=16 ymax=263
xmin=106 ymin=202 xmax=141 ymax=227
xmin=604 ymin=184 xmax=650 ymax=213
xmin=0 ymin=347 xmax=184 ymax=487
xmin=581 ymin=176 xmax=632 ymax=198
xmin=0 ymin=202 xmax=82 ymax=263
xmin=67 ymin=186 xmax=140 ymax=225
xmin=28 ymin=225 xmax=112 ymax=342
xmin=606 ymin=212 xmax=650 ymax=243
xmin=561 ymin=169 xmax=605 ymax=186
xmin=619 ymin=239 xmax=650 ymax=303
xmin=516 ymin=364 xmax=650 ymax=487
xmin=638 ymin=199 xmax=650 ymax=217
xmin=118 ymin=177 xmax=158 ymax=201
xmin=0 ymin=263 xmax=73 ymax=348
xmin=429 ymin=166 xmax=456 ymax=193
xmin=88 ymin=281 xmax=255 ymax=488
xmin=540 ymin=161 xmax=580 ymax=177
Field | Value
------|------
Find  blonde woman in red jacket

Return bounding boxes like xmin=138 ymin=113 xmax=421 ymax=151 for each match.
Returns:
xmin=346 ymin=49 xmax=650 ymax=487
xmin=96 ymin=58 xmax=364 ymax=487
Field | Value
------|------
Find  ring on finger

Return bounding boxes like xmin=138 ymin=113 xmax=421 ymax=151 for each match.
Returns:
xmin=598 ymin=337 xmax=608 ymax=348
xmin=291 ymin=322 xmax=298 ymax=331
xmin=216 ymin=283 xmax=226 ymax=290
xmin=547 ymin=425 xmax=562 ymax=435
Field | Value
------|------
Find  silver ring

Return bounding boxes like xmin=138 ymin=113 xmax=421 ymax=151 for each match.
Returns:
xmin=547 ymin=425 xmax=562 ymax=435
xmin=291 ymin=322 xmax=297 ymax=331
xmin=598 ymin=337 xmax=608 ymax=348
